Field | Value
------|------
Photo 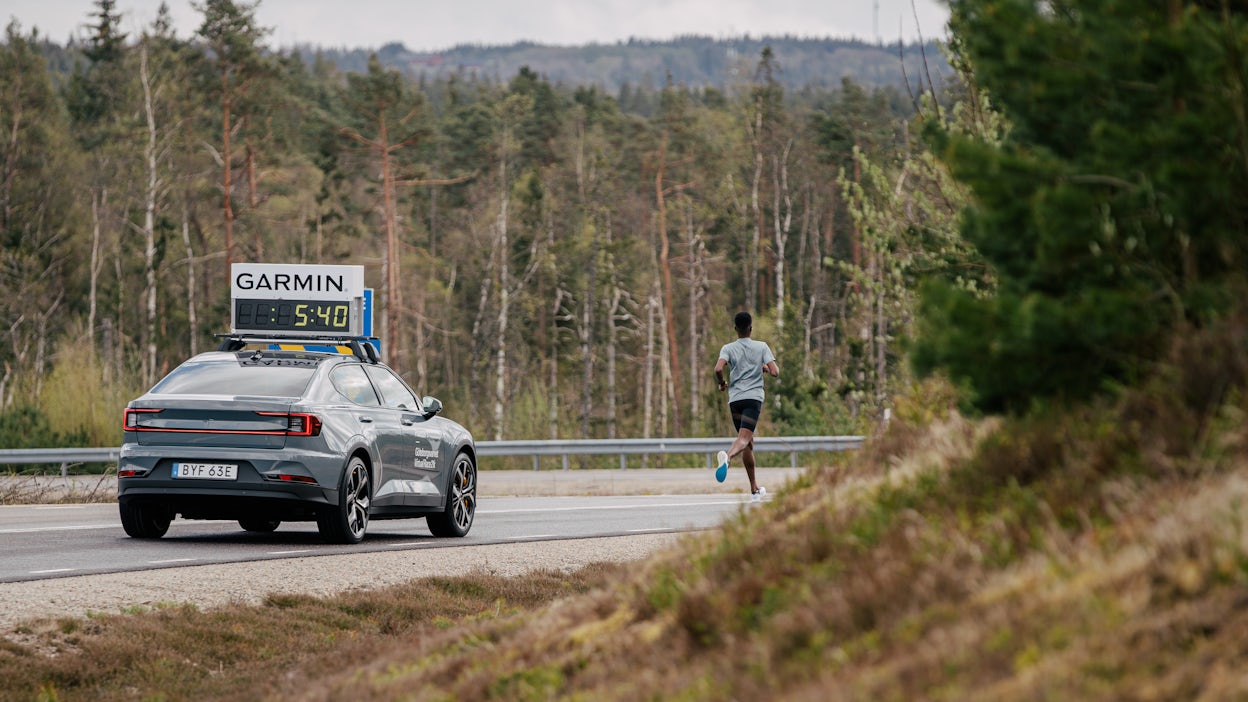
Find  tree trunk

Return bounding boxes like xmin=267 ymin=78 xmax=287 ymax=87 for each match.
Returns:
xmin=182 ymin=201 xmax=197 ymax=356
xmin=686 ymin=207 xmax=705 ymax=431
xmin=773 ymin=141 xmax=793 ymax=333
xmin=580 ymin=226 xmax=598 ymax=438
xmin=748 ymin=107 xmax=764 ymax=312
xmin=492 ymin=146 xmax=510 ymax=441
xmin=549 ymin=288 xmax=564 ymax=442
xmin=221 ymin=75 xmax=234 ymax=271
xmin=654 ymin=134 xmax=683 ymax=434
xmin=141 ymin=45 xmax=159 ymax=386
xmin=642 ymin=291 xmax=657 ymax=447
xmin=379 ymin=115 xmax=405 ymax=371
xmin=414 ymin=284 xmax=427 ymax=390
xmin=88 ymin=187 xmax=104 ymax=353
xmin=606 ymin=286 xmax=621 ymax=440
xmin=245 ymin=115 xmax=258 ymax=208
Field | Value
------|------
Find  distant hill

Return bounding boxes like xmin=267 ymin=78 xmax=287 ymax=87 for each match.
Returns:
xmin=306 ymin=35 xmax=951 ymax=93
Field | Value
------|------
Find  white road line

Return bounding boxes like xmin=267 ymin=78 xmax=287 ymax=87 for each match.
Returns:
xmin=31 ymin=505 xmax=89 ymax=510
xmin=386 ymin=542 xmax=433 ymax=548
xmin=148 ymin=558 xmax=197 ymax=565
xmin=0 ymin=524 xmax=118 ymax=534
xmin=627 ymin=528 xmax=672 ymax=533
xmin=29 ymin=568 xmax=77 ymax=575
xmin=506 ymin=534 xmax=558 ymax=540
xmin=479 ymin=500 xmax=741 ymax=515
xmin=267 ymin=550 xmax=314 ymax=555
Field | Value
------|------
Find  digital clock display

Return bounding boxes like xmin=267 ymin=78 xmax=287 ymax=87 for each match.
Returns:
xmin=234 ymin=298 xmax=352 ymax=333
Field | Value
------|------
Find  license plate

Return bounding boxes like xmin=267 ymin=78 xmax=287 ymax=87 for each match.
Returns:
xmin=172 ymin=462 xmax=238 ymax=480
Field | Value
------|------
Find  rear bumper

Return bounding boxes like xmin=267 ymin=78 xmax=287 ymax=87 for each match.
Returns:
xmin=117 ymin=444 xmax=344 ymax=521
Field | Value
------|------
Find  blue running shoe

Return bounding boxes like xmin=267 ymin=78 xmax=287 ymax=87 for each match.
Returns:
xmin=715 ymin=450 xmax=728 ymax=483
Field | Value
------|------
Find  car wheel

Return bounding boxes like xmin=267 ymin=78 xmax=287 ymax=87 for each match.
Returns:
xmin=427 ymin=452 xmax=476 ymax=537
xmin=239 ymin=518 xmax=280 ymax=533
xmin=317 ymin=455 xmax=370 ymax=544
xmin=119 ymin=501 xmax=172 ymax=539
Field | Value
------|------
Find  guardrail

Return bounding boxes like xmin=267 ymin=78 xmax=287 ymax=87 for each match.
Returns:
xmin=0 ymin=435 xmax=864 ymax=473
xmin=478 ymin=436 xmax=864 ymax=470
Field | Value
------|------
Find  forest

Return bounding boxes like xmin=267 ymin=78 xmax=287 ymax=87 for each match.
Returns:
xmin=1 ymin=0 xmax=981 ymax=451
xmin=316 ymin=34 xmax=951 ymax=97
xmin=10 ymin=0 xmax=1242 ymax=453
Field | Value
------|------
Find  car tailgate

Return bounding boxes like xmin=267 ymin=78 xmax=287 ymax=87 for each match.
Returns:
xmin=125 ymin=397 xmax=300 ymax=449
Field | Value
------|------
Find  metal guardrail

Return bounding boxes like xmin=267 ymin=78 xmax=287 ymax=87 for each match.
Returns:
xmin=0 ymin=436 xmax=864 ymax=473
xmin=0 ymin=448 xmax=122 ymax=465
xmin=478 ymin=436 xmax=864 ymax=470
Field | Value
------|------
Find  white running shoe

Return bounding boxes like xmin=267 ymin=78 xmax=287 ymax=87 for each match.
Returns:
xmin=751 ymin=486 xmax=766 ymax=502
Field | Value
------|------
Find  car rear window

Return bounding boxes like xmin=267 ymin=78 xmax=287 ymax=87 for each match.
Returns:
xmin=150 ymin=358 xmax=317 ymax=397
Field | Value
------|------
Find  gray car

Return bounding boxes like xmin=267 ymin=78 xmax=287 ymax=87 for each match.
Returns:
xmin=118 ymin=341 xmax=477 ymax=544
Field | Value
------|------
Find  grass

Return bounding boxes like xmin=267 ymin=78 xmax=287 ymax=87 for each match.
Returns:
xmin=0 ymin=567 xmax=621 ymax=701
xmin=7 ymin=358 xmax=1248 ymax=699
xmin=0 ymin=469 xmax=117 ymax=505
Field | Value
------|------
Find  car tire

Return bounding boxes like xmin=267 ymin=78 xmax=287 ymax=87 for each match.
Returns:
xmin=119 ymin=501 xmax=172 ymax=539
xmin=238 ymin=518 xmax=280 ymax=533
xmin=427 ymin=451 xmax=476 ymax=538
xmin=317 ymin=455 xmax=370 ymax=544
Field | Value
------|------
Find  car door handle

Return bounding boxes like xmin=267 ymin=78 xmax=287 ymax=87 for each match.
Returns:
xmin=401 ymin=418 xmax=415 ymax=426
xmin=358 ymin=415 xmax=374 ymax=423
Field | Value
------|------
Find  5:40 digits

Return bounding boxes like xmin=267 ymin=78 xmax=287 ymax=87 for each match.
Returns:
xmin=234 ymin=299 xmax=351 ymax=332
xmin=295 ymin=303 xmax=349 ymax=330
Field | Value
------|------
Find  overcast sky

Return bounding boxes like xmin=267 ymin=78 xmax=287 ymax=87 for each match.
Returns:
xmin=7 ymin=1 xmax=951 ymax=50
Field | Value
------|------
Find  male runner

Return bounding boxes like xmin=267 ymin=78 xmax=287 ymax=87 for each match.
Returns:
xmin=713 ymin=311 xmax=779 ymax=500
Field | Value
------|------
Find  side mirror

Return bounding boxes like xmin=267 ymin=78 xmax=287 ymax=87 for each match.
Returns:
xmin=422 ymin=396 xmax=442 ymax=418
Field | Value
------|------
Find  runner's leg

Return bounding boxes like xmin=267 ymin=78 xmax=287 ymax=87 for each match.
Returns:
xmin=727 ymin=426 xmax=753 ymax=461
xmin=727 ymin=400 xmax=760 ymax=471
xmin=742 ymin=439 xmax=758 ymax=493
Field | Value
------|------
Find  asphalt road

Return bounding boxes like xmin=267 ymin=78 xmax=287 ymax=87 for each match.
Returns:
xmin=0 ymin=493 xmax=757 ymax=584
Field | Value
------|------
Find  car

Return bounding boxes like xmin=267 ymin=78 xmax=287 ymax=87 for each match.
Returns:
xmin=117 ymin=336 xmax=477 ymax=544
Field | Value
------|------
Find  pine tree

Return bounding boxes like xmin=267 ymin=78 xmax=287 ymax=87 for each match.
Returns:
xmin=195 ymin=0 xmax=269 ymax=271
xmin=914 ymin=0 xmax=1248 ymax=413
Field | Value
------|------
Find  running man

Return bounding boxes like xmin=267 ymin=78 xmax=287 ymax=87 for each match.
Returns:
xmin=714 ymin=311 xmax=779 ymax=500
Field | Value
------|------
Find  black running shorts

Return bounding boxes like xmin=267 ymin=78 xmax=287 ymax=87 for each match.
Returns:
xmin=729 ymin=399 xmax=763 ymax=432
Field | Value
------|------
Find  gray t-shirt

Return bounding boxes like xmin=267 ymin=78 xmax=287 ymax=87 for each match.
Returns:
xmin=718 ymin=338 xmax=776 ymax=403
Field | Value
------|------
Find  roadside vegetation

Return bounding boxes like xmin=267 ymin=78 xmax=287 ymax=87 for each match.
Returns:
xmin=5 ymin=360 xmax=1248 ymax=699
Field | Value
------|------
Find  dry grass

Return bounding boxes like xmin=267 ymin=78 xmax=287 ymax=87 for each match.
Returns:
xmin=0 ymin=470 xmax=117 ymax=505
xmin=6 ymin=360 xmax=1248 ymax=700
xmin=0 ymin=567 xmax=624 ymax=701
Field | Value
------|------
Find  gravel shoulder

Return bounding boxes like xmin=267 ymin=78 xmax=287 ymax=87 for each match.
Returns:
xmin=0 ymin=467 xmax=802 ymax=631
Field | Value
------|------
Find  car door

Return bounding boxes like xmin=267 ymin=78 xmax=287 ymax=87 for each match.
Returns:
xmin=363 ymin=365 xmax=442 ymax=507
xmin=329 ymin=364 xmax=412 ymax=510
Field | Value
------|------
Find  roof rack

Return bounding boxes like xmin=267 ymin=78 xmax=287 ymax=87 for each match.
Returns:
xmin=214 ymin=334 xmax=381 ymax=364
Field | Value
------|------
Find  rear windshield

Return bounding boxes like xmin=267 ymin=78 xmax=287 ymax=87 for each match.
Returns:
xmin=150 ymin=358 xmax=317 ymax=397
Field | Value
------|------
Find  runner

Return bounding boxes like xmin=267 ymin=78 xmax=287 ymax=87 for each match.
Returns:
xmin=713 ymin=311 xmax=779 ymax=500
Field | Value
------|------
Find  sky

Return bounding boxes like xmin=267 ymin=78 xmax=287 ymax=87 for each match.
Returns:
xmin=6 ymin=1 xmax=951 ymax=50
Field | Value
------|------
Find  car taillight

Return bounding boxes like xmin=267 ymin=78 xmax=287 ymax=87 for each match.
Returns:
xmin=257 ymin=412 xmax=322 ymax=437
xmin=275 ymin=473 xmax=318 ymax=484
xmin=123 ymin=408 xmax=161 ymax=431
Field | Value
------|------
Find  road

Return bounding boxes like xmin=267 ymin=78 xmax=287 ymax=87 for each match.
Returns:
xmin=0 ymin=494 xmax=756 ymax=584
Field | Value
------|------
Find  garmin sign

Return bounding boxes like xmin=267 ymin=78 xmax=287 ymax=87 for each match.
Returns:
xmin=231 ymin=263 xmax=364 ymax=301
xmin=230 ymin=263 xmax=367 ymax=337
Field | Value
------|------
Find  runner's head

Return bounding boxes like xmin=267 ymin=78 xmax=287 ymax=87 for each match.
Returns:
xmin=734 ymin=311 xmax=752 ymax=335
